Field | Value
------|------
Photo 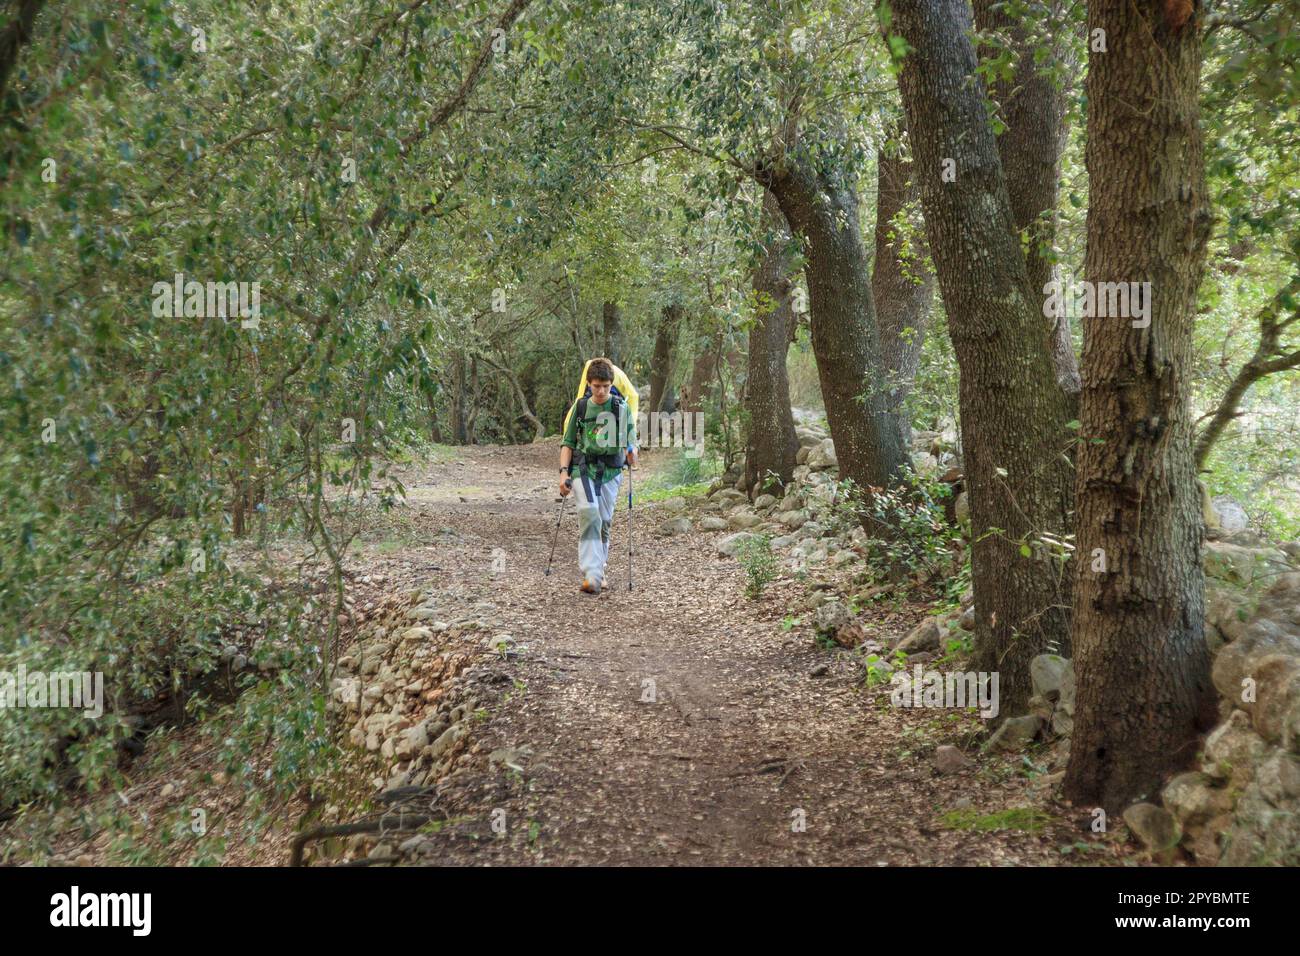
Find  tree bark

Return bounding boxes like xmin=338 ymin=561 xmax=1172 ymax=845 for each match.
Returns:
xmin=745 ymin=192 xmax=801 ymax=495
xmin=602 ymin=300 xmax=624 ymax=366
xmin=973 ymin=0 xmax=1082 ymax=406
xmin=650 ymin=302 xmax=683 ymax=413
xmin=684 ymin=335 xmax=719 ymax=415
xmin=763 ymin=154 xmax=910 ymax=496
xmin=448 ymin=352 xmax=470 ymax=444
xmin=1063 ymin=0 xmax=1220 ymax=813
xmin=0 ymin=0 xmax=44 ymax=109
xmin=890 ymin=0 xmax=1076 ymax=715
xmin=871 ymin=134 xmax=935 ymax=445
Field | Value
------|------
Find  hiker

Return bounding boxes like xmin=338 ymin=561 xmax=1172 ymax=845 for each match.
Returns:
xmin=558 ymin=357 xmax=638 ymax=594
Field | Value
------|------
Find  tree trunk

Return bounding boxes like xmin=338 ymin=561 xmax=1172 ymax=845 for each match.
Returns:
xmin=448 ymin=352 xmax=470 ymax=444
xmin=650 ymin=302 xmax=683 ymax=413
xmin=602 ymin=300 xmax=624 ymax=367
xmin=1063 ymin=0 xmax=1218 ymax=814
xmin=871 ymin=135 xmax=935 ymax=446
xmin=745 ymin=192 xmax=801 ymax=495
xmin=891 ymin=0 xmax=1076 ymax=715
xmin=973 ymin=0 xmax=1082 ymax=407
xmin=0 ymin=0 xmax=44 ymax=109
xmin=684 ymin=343 xmax=718 ymax=415
xmin=481 ymin=354 xmax=545 ymax=441
xmin=764 ymin=154 xmax=909 ymax=495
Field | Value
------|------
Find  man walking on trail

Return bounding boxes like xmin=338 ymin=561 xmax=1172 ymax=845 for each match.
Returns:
xmin=558 ymin=357 xmax=638 ymax=594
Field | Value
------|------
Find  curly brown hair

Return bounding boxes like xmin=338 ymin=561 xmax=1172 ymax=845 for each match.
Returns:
xmin=586 ymin=357 xmax=615 ymax=384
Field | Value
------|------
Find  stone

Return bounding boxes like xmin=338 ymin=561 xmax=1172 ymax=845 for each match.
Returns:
xmin=716 ymin=532 xmax=761 ymax=558
xmin=1202 ymin=710 xmax=1267 ymax=784
xmin=698 ymin=515 xmax=729 ymax=531
xmin=815 ymin=601 xmax=863 ymax=648
xmin=486 ymin=633 xmax=515 ymax=653
xmin=1123 ymin=803 xmax=1181 ymax=852
xmin=1221 ymin=782 xmax=1300 ymax=865
xmin=1250 ymin=655 xmax=1300 ymax=744
xmin=710 ymin=487 xmax=747 ymax=502
xmin=394 ymin=721 xmax=431 ymax=760
xmin=661 ymin=495 xmax=687 ymax=512
xmin=934 ymin=745 xmax=972 ymax=774
xmin=753 ymin=493 xmax=777 ymax=510
xmin=984 ymin=715 xmax=1044 ymax=752
xmin=1203 ymin=541 xmax=1290 ymax=588
xmin=1029 ymin=654 xmax=1071 ymax=703
xmin=807 ymin=438 xmax=838 ymax=471
xmin=1027 ymin=694 xmax=1054 ymax=721
xmin=1256 ymin=751 xmax=1300 ymax=805
xmin=1161 ymin=771 xmax=1233 ymax=828
xmin=1212 ymin=497 xmax=1249 ymax=535
xmin=427 ymin=722 xmax=467 ymax=759
xmin=796 ymin=444 xmax=811 ymax=465
xmin=777 ymin=509 xmax=810 ymax=530
xmin=728 ymin=511 xmax=763 ymax=530
xmin=1212 ymin=618 xmax=1300 ymax=705
xmin=399 ymin=834 xmax=430 ymax=855
xmin=954 ymin=491 xmax=970 ymax=527
xmin=895 ymin=618 xmax=942 ymax=654
xmin=658 ymin=517 xmax=693 ymax=536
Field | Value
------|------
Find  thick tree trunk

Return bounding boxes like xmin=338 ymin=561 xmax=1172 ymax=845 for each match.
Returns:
xmin=891 ymin=0 xmax=1076 ymax=715
xmin=871 ymin=136 xmax=935 ymax=445
xmin=602 ymin=300 xmax=624 ymax=366
xmin=650 ymin=302 xmax=683 ymax=413
xmin=764 ymin=155 xmax=910 ymax=495
xmin=745 ymin=192 xmax=801 ymax=495
xmin=973 ymin=0 xmax=1082 ymax=406
xmin=1063 ymin=0 xmax=1218 ymax=814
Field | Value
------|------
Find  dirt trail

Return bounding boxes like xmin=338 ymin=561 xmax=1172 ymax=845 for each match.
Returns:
xmin=364 ymin=443 xmax=1103 ymax=865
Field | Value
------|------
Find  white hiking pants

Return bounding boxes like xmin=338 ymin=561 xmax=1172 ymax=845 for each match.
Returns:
xmin=574 ymin=469 xmax=623 ymax=584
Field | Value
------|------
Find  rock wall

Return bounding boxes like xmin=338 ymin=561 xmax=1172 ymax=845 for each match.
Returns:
xmin=998 ymin=543 xmax=1300 ymax=865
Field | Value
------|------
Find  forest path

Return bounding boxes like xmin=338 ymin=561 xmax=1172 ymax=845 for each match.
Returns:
xmin=361 ymin=442 xmax=1090 ymax=865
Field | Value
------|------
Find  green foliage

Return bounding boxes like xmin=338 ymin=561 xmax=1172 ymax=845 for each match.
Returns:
xmin=830 ymin=472 xmax=961 ymax=582
xmin=734 ymin=533 xmax=777 ymax=599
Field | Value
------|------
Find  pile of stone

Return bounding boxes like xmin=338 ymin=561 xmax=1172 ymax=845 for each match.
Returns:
xmin=328 ymin=590 xmax=489 ymax=796
xmin=986 ymin=538 xmax=1300 ymax=865
xmin=670 ymin=417 xmax=966 ymax=573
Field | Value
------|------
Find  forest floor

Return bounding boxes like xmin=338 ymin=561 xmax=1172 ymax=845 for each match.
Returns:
xmin=5 ymin=441 xmax=1140 ymax=866
xmin=338 ymin=441 xmax=1133 ymax=866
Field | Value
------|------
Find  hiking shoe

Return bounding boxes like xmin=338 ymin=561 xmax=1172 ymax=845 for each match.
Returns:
xmin=580 ymin=578 xmax=602 ymax=595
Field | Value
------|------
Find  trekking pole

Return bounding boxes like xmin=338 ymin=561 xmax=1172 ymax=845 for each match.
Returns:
xmin=544 ymin=478 xmax=572 ymax=577
xmin=626 ymin=463 xmax=633 ymax=591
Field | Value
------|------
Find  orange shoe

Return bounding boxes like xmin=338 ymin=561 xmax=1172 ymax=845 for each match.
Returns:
xmin=580 ymin=578 xmax=602 ymax=595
